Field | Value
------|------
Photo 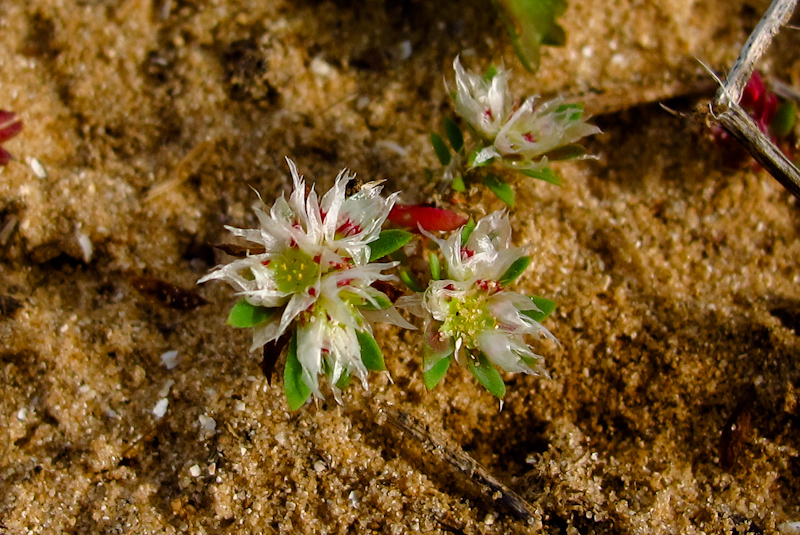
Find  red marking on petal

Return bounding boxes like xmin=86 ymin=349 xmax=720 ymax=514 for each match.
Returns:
xmin=388 ymin=205 xmax=467 ymax=232
xmin=523 ymin=132 xmax=536 ymax=143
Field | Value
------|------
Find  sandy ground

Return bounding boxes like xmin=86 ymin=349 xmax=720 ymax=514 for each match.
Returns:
xmin=2 ymin=0 xmax=800 ymax=533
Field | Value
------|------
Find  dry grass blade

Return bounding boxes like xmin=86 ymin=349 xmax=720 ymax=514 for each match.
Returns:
xmin=377 ymin=403 xmax=536 ymax=522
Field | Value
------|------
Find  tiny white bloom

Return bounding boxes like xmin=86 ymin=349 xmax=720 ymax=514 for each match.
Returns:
xmin=399 ymin=211 xmax=555 ymax=384
xmin=492 ymin=97 xmax=601 ymax=170
xmin=450 ymin=56 xmax=599 ymax=173
xmin=452 ymin=56 xmax=511 ymax=141
xmin=200 ymin=158 xmax=411 ymax=402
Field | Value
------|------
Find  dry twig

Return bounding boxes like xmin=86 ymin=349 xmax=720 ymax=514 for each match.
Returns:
xmin=709 ymin=0 xmax=800 ymax=199
xmin=375 ymin=402 xmax=537 ymax=522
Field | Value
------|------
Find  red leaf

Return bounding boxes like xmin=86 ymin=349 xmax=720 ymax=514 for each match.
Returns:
xmin=0 ymin=120 xmax=23 ymax=142
xmin=740 ymin=72 xmax=764 ymax=109
xmin=388 ymin=205 xmax=467 ymax=232
xmin=0 ymin=110 xmax=16 ymax=125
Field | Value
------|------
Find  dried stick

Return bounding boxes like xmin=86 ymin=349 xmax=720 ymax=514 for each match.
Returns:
xmin=709 ymin=0 xmax=800 ymax=199
xmin=376 ymin=403 xmax=536 ymax=522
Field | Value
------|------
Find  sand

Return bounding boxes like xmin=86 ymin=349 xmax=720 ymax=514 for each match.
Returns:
xmin=2 ymin=0 xmax=800 ymax=533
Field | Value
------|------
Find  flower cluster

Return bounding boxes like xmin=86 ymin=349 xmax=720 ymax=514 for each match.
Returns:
xmin=200 ymin=158 xmax=413 ymax=408
xmin=398 ymin=211 xmax=556 ymax=397
xmin=0 ymin=110 xmax=23 ymax=166
xmin=452 ymin=56 xmax=600 ymax=173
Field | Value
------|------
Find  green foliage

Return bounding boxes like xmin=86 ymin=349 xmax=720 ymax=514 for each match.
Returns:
xmin=520 ymin=295 xmax=556 ymax=322
xmin=357 ymin=330 xmax=386 ymax=371
xmin=369 ymin=229 xmax=414 ymax=261
xmin=335 ymin=371 xmax=351 ymax=390
xmin=431 ymin=132 xmax=451 ymax=165
xmin=520 ymin=167 xmax=562 ymax=185
xmin=352 ymin=289 xmax=392 ymax=310
xmin=429 ymin=251 xmax=441 ymax=280
xmin=482 ymin=173 xmax=515 ymax=207
xmin=468 ymin=352 xmax=507 ymax=398
xmin=498 ymin=256 xmax=531 ymax=286
xmin=544 ymin=144 xmax=587 ymax=161
xmin=493 ymin=0 xmax=568 ymax=72
xmin=227 ymin=299 xmax=277 ymax=328
xmin=451 ymin=175 xmax=466 ymax=192
xmin=555 ymin=103 xmax=584 ymax=120
xmin=284 ymin=331 xmax=311 ymax=410
xmin=460 ymin=218 xmax=477 ymax=243
xmin=423 ymin=356 xmax=451 ymax=390
xmin=443 ymin=117 xmax=464 ymax=152
xmin=772 ymin=100 xmax=796 ymax=138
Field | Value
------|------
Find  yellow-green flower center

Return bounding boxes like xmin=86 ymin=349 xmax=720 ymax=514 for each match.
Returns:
xmin=441 ymin=292 xmax=494 ymax=348
xmin=273 ymin=248 xmax=318 ymax=293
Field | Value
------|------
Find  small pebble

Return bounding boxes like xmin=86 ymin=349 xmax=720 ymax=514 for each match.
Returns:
xmin=199 ymin=414 xmax=216 ymax=432
xmin=152 ymin=398 xmax=169 ymax=419
xmin=189 ymin=464 xmax=201 ymax=477
xmin=27 ymin=157 xmax=47 ymax=178
xmin=161 ymin=350 xmax=179 ymax=370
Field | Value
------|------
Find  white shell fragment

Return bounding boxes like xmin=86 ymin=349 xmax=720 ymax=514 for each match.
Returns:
xmin=152 ymin=398 xmax=169 ymax=419
xmin=160 ymin=350 xmax=179 ymax=370
xmin=76 ymin=231 xmax=93 ymax=263
xmin=27 ymin=157 xmax=47 ymax=178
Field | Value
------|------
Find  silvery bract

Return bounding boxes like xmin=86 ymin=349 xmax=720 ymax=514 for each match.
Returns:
xmin=452 ymin=56 xmax=600 ymax=172
xmin=200 ymin=158 xmax=412 ymax=402
xmin=399 ymin=212 xmax=555 ymax=388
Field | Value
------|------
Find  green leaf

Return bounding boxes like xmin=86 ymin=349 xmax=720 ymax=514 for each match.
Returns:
xmin=468 ymin=150 xmax=493 ymax=168
xmin=542 ymin=23 xmax=566 ymax=46
xmin=227 ymin=299 xmax=277 ymax=328
xmin=284 ymin=331 xmax=311 ymax=410
xmin=423 ymin=356 xmax=451 ymax=390
xmin=520 ymin=295 xmax=557 ymax=322
xmin=498 ymin=256 xmax=531 ymax=286
xmin=358 ymin=289 xmax=393 ymax=310
xmin=460 ymin=218 xmax=477 ymax=243
xmin=451 ymin=175 xmax=466 ymax=192
xmin=771 ymin=100 xmax=796 ymax=138
xmin=482 ymin=174 xmax=515 ymax=207
xmin=483 ymin=65 xmax=499 ymax=81
xmin=429 ymin=252 xmax=441 ymax=281
xmin=520 ymin=167 xmax=562 ymax=185
xmin=357 ymin=330 xmax=386 ymax=371
xmin=443 ymin=117 xmax=464 ymax=152
xmin=335 ymin=371 xmax=351 ymax=390
xmin=398 ymin=266 xmax=424 ymax=292
xmin=555 ymin=103 xmax=584 ymax=120
xmin=431 ymin=132 xmax=451 ymax=166
xmin=544 ymin=144 xmax=586 ymax=161
xmin=369 ymin=229 xmax=414 ymax=261
xmin=468 ymin=352 xmax=506 ymax=398
xmin=493 ymin=0 xmax=569 ymax=72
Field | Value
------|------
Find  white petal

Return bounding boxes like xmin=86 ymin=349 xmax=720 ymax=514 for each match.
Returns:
xmin=361 ymin=307 xmax=417 ymax=330
xmin=297 ymin=318 xmax=325 ymax=398
xmin=477 ymin=330 xmax=543 ymax=374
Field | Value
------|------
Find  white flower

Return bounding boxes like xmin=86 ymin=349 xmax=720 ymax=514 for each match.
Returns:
xmin=490 ymin=97 xmax=601 ymax=170
xmin=452 ymin=56 xmax=511 ymax=141
xmin=200 ymin=158 xmax=412 ymax=401
xmin=399 ymin=211 xmax=555 ymax=381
